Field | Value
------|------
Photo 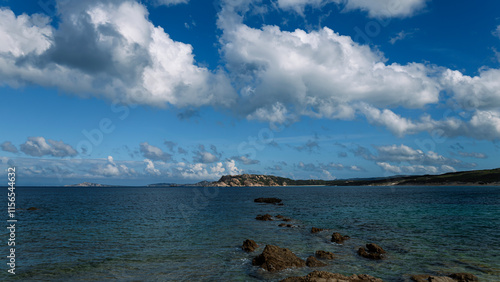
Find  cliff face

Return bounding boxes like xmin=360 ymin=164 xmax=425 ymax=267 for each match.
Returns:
xmin=210 ymin=174 xmax=290 ymax=187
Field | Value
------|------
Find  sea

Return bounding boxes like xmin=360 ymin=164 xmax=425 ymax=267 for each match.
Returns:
xmin=2 ymin=186 xmax=499 ymax=281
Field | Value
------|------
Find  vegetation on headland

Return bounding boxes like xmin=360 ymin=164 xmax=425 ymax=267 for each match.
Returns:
xmin=205 ymin=168 xmax=500 ymax=187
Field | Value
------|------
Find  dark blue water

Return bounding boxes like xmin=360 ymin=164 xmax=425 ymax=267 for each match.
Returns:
xmin=2 ymin=186 xmax=500 ymax=281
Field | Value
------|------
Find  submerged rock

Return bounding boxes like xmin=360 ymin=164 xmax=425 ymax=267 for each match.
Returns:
xmin=306 ymin=256 xmax=327 ymax=267
xmin=358 ymin=243 xmax=386 ymax=260
xmin=315 ymin=250 xmax=335 ymax=260
xmin=256 ymin=214 xmax=273 ymax=221
xmin=311 ymin=227 xmax=325 ymax=233
xmin=278 ymin=223 xmax=294 ymax=228
xmin=331 ymin=232 xmax=350 ymax=244
xmin=27 ymin=207 xmax=38 ymax=211
xmin=254 ymin=197 xmax=282 ymax=204
xmin=252 ymin=245 xmax=306 ymax=272
xmin=280 ymin=270 xmax=383 ymax=282
xmin=242 ymin=239 xmax=259 ymax=252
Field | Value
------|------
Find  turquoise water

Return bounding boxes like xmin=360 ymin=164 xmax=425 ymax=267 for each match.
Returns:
xmin=2 ymin=186 xmax=500 ymax=281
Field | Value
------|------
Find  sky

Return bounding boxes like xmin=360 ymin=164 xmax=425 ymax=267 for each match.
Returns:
xmin=1 ymin=0 xmax=500 ymax=186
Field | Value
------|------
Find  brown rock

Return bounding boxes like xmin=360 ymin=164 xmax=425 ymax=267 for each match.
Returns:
xmin=315 ymin=250 xmax=335 ymax=260
xmin=449 ymin=273 xmax=478 ymax=281
xmin=366 ymin=243 xmax=386 ymax=254
xmin=254 ymin=197 xmax=282 ymax=204
xmin=411 ymin=273 xmax=478 ymax=282
xmin=276 ymin=214 xmax=285 ymax=219
xmin=256 ymin=214 xmax=273 ymax=221
xmin=252 ymin=245 xmax=306 ymax=272
xmin=282 ymin=218 xmax=292 ymax=222
xmin=311 ymin=227 xmax=325 ymax=233
xmin=278 ymin=223 xmax=293 ymax=227
xmin=280 ymin=270 xmax=383 ymax=282
xmin=357 ymin=247 xmax=383 ymax=260
xmin=306 ymin=256 xmax=327 ymax=267
xmin=331 ymin=232 xmax=349 ymax=244
xmin=242 ymin=239 xmax=259 ymax=252
xmin=27 ymin=207 xmax=38 ymax=211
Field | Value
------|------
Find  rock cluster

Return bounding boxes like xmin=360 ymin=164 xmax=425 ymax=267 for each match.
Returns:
xmin=252 ymin=245 xmax=306 ymax=272
xmin=315 ymin=250 xmax=335 ymax=260
xmin=280 ymin=271 xmax=384 ymax=282
xmin=306 ymin=256 xmax=327 ymax=267
xmin=411 ymin=273 xmax=478 ymax=282
xmin=358 ymin=243 xmax=386 ymax=260
xmin=256 ymin=214 xmax=273 ymax=221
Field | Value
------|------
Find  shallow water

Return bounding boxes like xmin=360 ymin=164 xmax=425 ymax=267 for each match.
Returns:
xmin=2 ymin=186 xmax=500 ymax=281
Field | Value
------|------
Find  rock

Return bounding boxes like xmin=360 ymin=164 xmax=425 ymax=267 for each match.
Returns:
xmin=306 ymin=256 xmax=327 ymax=267
xmin=27 ymin=207 xmax=38 ymax=211
xmin=282 ymin=218 xmax=292 ymax=222
xmin=242 ymin=239 xmax=259 ymax=252
xmin=449 ymin=273 xmax=478 ymax=281
xmin=315 ymin=250 xmax=335 ymax=260
xmin=276 ymin=214 xmax=285 ymax=219
xmin=256 ymin=214 xmax=273 ymax=221
xmin=278 ymin=223 xmax=294 ymax=228
xmin=366 ymin=243 xmax=386 ymax=254
xmin=331 ymin=232 xmax=350 ymax=244
xmin=280 ymin=270 xmax=383 ymax=282
xmin=311 ymin=227 xmax=325 ymax=233
xmin=411 ymin=273 xmax=478 ymax=282
xmin=252 ymin=245 xmax=306 ymax=272
xmin=358 ymin=247 xmax=382 ymax=260
xmin=254 ymin=197 xmax=282 ymax=204
xmin=411 ymin=275 xmax=454 ymax=282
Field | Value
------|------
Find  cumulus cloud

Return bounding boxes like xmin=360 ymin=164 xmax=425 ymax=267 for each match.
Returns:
xmin=20 ymin=137 xmax=77 ymax=157
xmin=1 ymin=141 xmax=18 ymax=153
xmin=376 ymin=162 xmax=456 ymax=175
xmin=219 ymin=12 xmax=441 ymax=122
xmin=354 ymin=144 xmax=476 ymax=174
xmin=140 ymin=142 xmax=172 ymax=161
xmin=0 ymin=2 xmax=235 ymax=108
xmin=276 ymin=0 xmax=428 ymax=18
xmin=94 ymin=156 xmax=136 ymax=177
xmin=192 ymin=145 xmax=222 ymax=163
xmin=144 ymin=159 xmax=161 ymax=175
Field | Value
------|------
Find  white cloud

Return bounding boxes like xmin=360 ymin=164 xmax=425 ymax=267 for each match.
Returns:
xmin=1 ymin=141 xmax=18 ymax=153
xmin=276 ymin=0 xmax=428 ymax=18
xmin=343 ymin=0 xmax=428 ymax=18
xmin=20 ymin=137 xmax=77 ymax=157
xmin=377 ymin=162 xmax=456 ymax=175
xmin=219 ymin=21 xmax=441 ymax=122
xmin=0 ymin=3 xmax=236 ymax=108
xmin=493 ymin=25 xmax=500 ymax=39
xmin=154 ymin=0 xmax=189 ymax=6
xmin=389 ymin=30 xmax=416 ymax=44
xmin=140 ymin=142 xmax=172 ymax=161
xmin=144 ymin=159 xmax=161 ymax=176
xmin=226 ymin=160 xmax=242 ymax=175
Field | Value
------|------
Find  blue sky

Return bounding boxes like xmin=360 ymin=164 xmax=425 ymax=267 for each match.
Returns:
xmin=1 ymin=0 xmax=500 ymax=185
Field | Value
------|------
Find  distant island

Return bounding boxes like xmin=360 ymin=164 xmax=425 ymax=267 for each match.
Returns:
xmin=64 ymin=182 xmax=118 ymax=187
xmin=146 ymin=168 xmax=500 ymax=187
